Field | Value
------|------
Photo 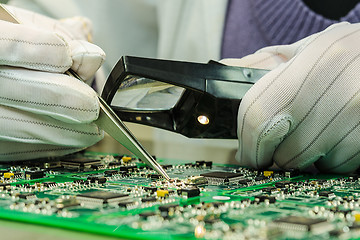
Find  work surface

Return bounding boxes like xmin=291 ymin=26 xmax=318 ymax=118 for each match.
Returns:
xmin=0 ymin=151 xmax=358 ymax=239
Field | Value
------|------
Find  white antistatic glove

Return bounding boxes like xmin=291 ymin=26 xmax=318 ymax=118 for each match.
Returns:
xmin=0 ymin=6 xmax=105 ymax=160
xmin=222 ymin=22 xmax=360 ymax=174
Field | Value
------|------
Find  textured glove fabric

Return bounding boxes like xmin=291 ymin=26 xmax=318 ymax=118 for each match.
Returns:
xmin=0 ymin=6 xmax=105 ymax=160
xmin=226 ymin=22 xmax=360 ymax=174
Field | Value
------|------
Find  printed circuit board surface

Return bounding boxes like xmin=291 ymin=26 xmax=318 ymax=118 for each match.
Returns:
xmin=0 ymin=151 xmax=358 ymax=239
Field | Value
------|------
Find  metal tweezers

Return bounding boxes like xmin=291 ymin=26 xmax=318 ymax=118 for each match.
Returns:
xmin=0 ymin=4 xmax=170 ymax=180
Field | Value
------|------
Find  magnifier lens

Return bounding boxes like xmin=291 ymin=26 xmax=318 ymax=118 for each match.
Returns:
xmin=111 ymin=75 xmax=185 ymax=111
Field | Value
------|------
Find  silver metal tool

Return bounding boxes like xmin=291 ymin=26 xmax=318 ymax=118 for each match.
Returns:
xmin=0 ymin=4 xmax=170 ymax=180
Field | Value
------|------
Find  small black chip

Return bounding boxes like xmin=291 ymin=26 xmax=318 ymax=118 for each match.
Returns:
xmin=178 ymin=187 xmax=200 ymax=198
xmin=195 ymin=161 xmax=206 ymax=167
xmin=25 ymin=170 xmax=44 ymax=180
xmin=275 ymin=181 xmax=292 ymax=188
xmin=238 ymin=179 xmax=251 ymax=185
xmin=205 ymin=161 xmax=213 ymax=168
xmin=42 ymin=182 xmax=56 ymax=187
xmin=141 ymin=197 xmax=157 ymax=203
xmin=120 ymin=166 xmax=137 ymax=172
xmin=261 ymin=187 xmax=277 ymax=194
xmin=144 ymin=186 xmax=157 ymax=193
xmin=18 ymin=193 xmax=36 ymax=200
xmin=158 ymin=204 xmax=179 ymax=213
xmin=118 ymin=201 xmax=136 ymax=208
xmin=318 ymin=191 xmax=335 ymax=198
xmin=87 ymin=176 xmax=107 ymax=184
xmin=161 ymin=165 xmax=172 ymax=170
xmin=104 ymin=170 xmax=118 ymax=177
xmin=61 ymin=158 xmax=101 ymax=169
xmin=76 ymin=191 xmax=130 ymax=206
xmin=255 ymin=195 xmax=276 ymax=204
xmin=0 ymin=183 xmax=10 ymax=190
xmin=200 ymin=172 xmax=243 ymax=184
xmin=139 ymin=211 xmax=157 ymax=219
xmin=149 ymin=174 xmax=161 ymax=180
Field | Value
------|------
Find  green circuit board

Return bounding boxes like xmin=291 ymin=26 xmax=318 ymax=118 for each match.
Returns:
xmin=0 ymin=151 xmax=359 ymax=239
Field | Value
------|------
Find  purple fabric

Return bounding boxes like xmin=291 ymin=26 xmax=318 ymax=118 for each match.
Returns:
xmin=221 ymin=0 xmax=360 ymax=59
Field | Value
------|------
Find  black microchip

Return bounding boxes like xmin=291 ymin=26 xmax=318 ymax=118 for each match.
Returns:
xmin=13 ymin=172 xmax=23 ymax=178
xmin=200 ymin=172 xmax=243 ymax=184
xmin=141 ymin=197 xmax=157 ymax=203
xmin=73 ymin=180 xmax=85 ymax=184
xmin=255 ymin=195 xmax=276 ymax=204
xmin=161 ymin=165 xmax=172 ymax=170
xmin=104 ymin=170 xmax=118 ymax=177
xmin=238 ymin=179 xmax=251 ymax=185
xmin=77 ymin=191 xmax=130 ymax=205
xmin=61 ymin=158 xmax=101 ymax=169
xmin=42 ymin=182 xmax=56 ymax=187
xmin=212 ymin=202 xmax=226 ymax=208
xmin=25 ymin=170 xmax=44 ymax=180
xmin=196 ymin=161 xmax=205 ymax=167
xmin=120 ymin=166 xmax=137 ymax=172
xmin=178 ymin=187 xmax=200 ymax=198
xmin=261 ymin=187 xmax=277 ymax=193
xmin=139 ymin=211 xmax=157 ymax=219
xmin=90 ymin=164 xmax=104 ymax=170
xmin=205 ymin=161 xmax=213 ymax=168
xmin=149 ymin=174 xmax=161 ymax=180
xmin=275 ymin=181 xmax=292 ymax=188
xmin=273 ymin=216 xmax=328 ymax=232
xmin=144 ymin=186 xmax=157 ymax=193
xmin=158 ymin=204 xmax=179 ymax=212
xmin=0 ymin=183 xmax=10 ymax=190
xmin=318 ymin=191 xmax=333 ymax=197
xmin=255 ymin=176 xmax=267 ymax=181
xmin=118 ymin=201 xmax=135 ymax=208
xmin=18 ymin=193 xmax=36 ymax=199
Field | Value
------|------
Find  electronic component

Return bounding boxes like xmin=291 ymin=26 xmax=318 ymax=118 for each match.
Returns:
xmin=272 ymin=216 xmax=332 ymax=234
xmin=25 ymin=170 xmax=44 ymax=180
xmin=177 ymin=187 xmax=200 ymax=198
xmin=200 ymin=171 xmax=243 ymax=184
xmin=76 ymin=191 xmax=130 ymax=206
xmin=118 ymin=201 xmax=136 ymax=209
xmin=159 ymin=204 xmax=179 ymax=218
xmin=121 ymin=156 xmax=133 ymax=163
xmin=141 ymin=197 xmax=157 ymax=203
xmin=17 ymin=193 xmax=36 ymax=200
xmin=61 ymin=158 xmax=101 ymax=169
xmin=143 ymin=186 xmax=157 ymax=193
xmin=55 ymin=196 xmax=80 ymax=209
xmin=87 ymin=176 xmax=107 ymax=184
xmin=186 ymin=176 xmax=208 ymax=185
xmin=3 ymin=172 xmax=14 ymax=179
xmin=156 ymin=189 xmax=169 ymax=198
xmin=139 ymin=211 xmax=157 ymax=219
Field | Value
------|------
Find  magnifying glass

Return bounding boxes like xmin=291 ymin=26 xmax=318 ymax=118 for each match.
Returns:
xmin=102 ymin=56 xmax=269 ymax=139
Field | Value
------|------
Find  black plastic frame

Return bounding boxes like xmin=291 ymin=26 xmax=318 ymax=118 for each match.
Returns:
xmin=101 ymin=56 xmax=268 ymax=139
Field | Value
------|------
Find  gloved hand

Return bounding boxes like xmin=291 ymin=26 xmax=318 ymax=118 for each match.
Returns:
xmin=0 ymin=5 xmax=105 ymax=160
xmin=222 ymin=22 xmax=360 ymax=174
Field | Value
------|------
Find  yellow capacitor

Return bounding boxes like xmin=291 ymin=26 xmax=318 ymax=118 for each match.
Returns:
xmin=263 ymin=171 xmax=274 ymax=177
xmin=3 ymin=172 xmax=14 ymax=179
xmin=122 ymin=156 xmax=132 ymax=163
xmin=156 ymin=189 xmax=169 ymax=198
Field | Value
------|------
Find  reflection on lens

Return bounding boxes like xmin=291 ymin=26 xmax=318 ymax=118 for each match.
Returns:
xmin=112 ymin=75 xmax=185 ymax=111
xmin=197 ymin=115 xmax=210 ymax=125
